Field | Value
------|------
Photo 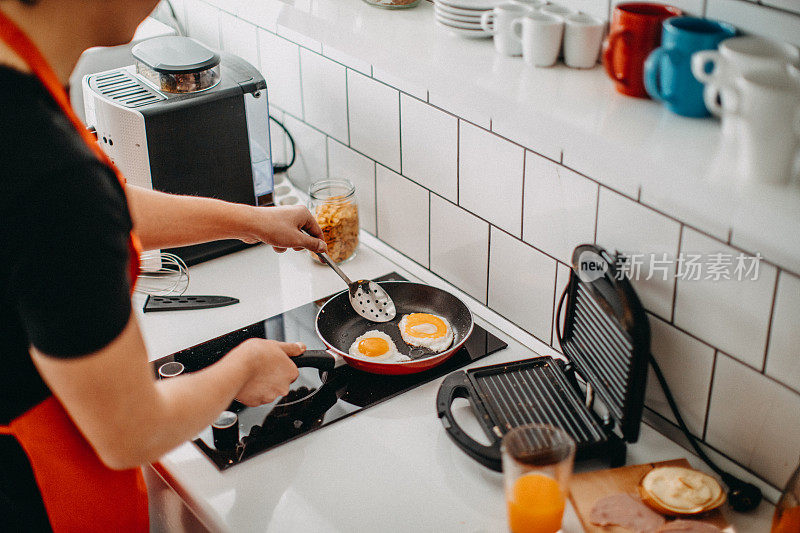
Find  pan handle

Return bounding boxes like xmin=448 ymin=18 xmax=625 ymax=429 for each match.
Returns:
xmin=436 ymin=371 xmax=502 ymax=472
xmin=292 ymin=350 xmax=336 ymax=372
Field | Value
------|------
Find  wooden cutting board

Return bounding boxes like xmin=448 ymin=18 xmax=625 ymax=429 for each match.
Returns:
xmin=569 ymin=459 xmax=730 ymax=532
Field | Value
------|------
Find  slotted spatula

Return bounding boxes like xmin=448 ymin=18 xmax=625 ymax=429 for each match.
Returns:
xmin=314 ymin=251 xmax=397 ymax=322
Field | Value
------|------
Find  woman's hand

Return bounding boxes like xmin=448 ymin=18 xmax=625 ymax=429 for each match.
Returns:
xmin=241 ymin=205 xmax=327 ymax=254
xmin=232 ymin=339 xmax=305 ymax=406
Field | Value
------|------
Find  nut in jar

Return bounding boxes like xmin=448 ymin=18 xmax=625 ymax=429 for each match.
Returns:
xmin=309 ymin=179 xmax=359 ymax=263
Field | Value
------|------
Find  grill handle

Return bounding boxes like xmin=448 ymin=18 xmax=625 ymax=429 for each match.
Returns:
xmin=436 ymin=372 xmax=502 ymax=471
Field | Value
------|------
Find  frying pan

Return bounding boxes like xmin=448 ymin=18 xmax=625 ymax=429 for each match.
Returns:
xmin=292 ymin=281 xmax=474 ymax=376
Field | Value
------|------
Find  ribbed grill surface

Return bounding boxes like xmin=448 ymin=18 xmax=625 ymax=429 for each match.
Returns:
xmin=474 ymin=361 xmax=606 ymax=446
xmin=563 ymin=283 xmax=633 ymax=423
xmin=91 ymin=70 xmax=164 ymax=107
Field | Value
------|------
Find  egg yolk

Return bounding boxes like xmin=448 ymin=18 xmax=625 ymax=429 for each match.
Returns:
xmin=358 ymin=337 xmax=390 ymax=357
xmin=404 ymin=313 xmax=447 ymax=338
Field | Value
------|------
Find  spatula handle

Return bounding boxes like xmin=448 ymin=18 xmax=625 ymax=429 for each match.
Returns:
xmin=314 ymin=251 xmax=353 ymax=286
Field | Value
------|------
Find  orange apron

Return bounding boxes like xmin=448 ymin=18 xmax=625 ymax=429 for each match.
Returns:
xmin=0 ymin=9 xmax=148 ymax=533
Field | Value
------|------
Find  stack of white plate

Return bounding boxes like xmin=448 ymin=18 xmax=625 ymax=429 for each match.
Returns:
xmin=434 ymin=0 xmax=503 ymax=38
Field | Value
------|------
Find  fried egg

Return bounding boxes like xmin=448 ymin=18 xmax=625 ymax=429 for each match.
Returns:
xmin=398 ymin=313 xmax=454 ymax=353
xmin=348 ymin=330 xmax=410 ymax=362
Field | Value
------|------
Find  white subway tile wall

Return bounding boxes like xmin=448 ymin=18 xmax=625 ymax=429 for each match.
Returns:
xmin=186 ymin=1 xmax=220 ymax=49
xmin=706 ymin=354 xmax=800 ymax=488
xmin=322 ymin=45 xmax=372 ymax=77
xmin=327 ymin=139 xmax=377 ymax=235
xmin=674 ymin=229 xmax=778 ymax=369
xmin=644 ymin=316 xmax=716 ymax=437
xmin=430 ymin=195 xmax=490 ymax=303
xmin=347 ymin=71 xmax=401 ymax=172
xmin=596 ymin=188 xmax=681 ymax=321
xmin=765 ymin=271 xmax=800 ymax=393
xmin=376 ymin=166 xmax=429 ymax=267
xmin=219 ymin=12 xmax=259 ymax=69
xmin=400 ymin=95 xmax=458 ymax=202
xmin=183 ymin=0 xmax=800 ymax=489
xmin=706 ymin=0 xmax=800 ymax=47
xmin=522 ymin=152 xmax=598 ymax=264
xmin=488 ymin=228 xmax=557 ymax=343
xmin=258 ymin=30 xmax=303 ymax=118
xmin=458 ymin=122 xmax=525 ymax=236
xmin=282 ymin=115 xmax=327 ymax=194
xmin=299 ymin=48 xmax=349 ymax=143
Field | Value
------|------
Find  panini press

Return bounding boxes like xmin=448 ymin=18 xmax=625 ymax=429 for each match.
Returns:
xmin=437 ymin=244 xmax=651 ymax=470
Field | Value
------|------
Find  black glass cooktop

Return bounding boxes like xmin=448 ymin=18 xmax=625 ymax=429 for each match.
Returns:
xmin=152 ymin=273 xmax=507 ymax=470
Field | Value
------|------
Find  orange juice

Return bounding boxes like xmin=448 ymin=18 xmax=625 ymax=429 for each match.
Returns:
xmin=507 ymin=473 xmax=565 ymax=533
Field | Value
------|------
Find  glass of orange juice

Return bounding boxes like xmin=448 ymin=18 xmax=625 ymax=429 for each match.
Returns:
xmin=501 ymin=424 xmax=576 ymax=533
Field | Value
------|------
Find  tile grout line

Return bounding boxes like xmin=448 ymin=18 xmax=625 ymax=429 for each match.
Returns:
xmin=485 ymin=227 xmax=491 ymax=306
xmin=345 ymin=68 xmax=351 ymax=146
xmin=297 ymin=46 xmax=306 ymax=122
xmin=701 ymin=350 xmax=718 ymax=441
xmin=549 ymin=260 xmax=559 ymax=347
xmin=520 ymin=150 xmax=527 ymax=241
xmin=373 ymin=162 xmax=378 ymax=234
xmin=456 ymin=119 xmax=461 ymax=206
xmin=760 ymin=269 xmax=781 ymax=374
xmin=670 ymin=225 xmax=684 ymax=324
xmin=398 ymin=92 xmax=403 ymax=176
xmin=593 ymin=182 xmax=600 ymax=244
xmin=428 ymin=191 xmax=432 ymax=269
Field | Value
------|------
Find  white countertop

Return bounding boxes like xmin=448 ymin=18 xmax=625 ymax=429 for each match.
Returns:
xmin=136 ymin=235 xmax=774 ymax=532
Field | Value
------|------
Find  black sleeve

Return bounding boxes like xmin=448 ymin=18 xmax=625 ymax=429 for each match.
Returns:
xmin=9 ymin=158 xmax=134 ymax=357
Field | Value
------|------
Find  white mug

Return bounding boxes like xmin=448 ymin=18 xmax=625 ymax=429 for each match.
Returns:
xmin=511 ymin=12 xmax=565 ymax=67
xmin=563 ymin=13 xmax=606 ymax=69
xmin=481 ymin=3 xmax=535 ymax=56
xmin=692 ymin=36 xmax=800 ymax=119
xmin=717 ymin=71 xmax=800 ymax=186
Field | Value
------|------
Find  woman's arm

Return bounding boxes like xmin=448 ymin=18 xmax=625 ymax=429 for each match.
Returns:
xmin=31 ymin=314 xmax=303 ymax=470
xmin=125 ymin=185 xmax=327 ymax=253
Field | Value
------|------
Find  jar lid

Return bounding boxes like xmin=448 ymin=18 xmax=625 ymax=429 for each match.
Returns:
xmin=132 ymin=36 xmax=220 ymax=74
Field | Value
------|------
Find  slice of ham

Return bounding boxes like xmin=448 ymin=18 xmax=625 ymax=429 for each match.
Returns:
xmin=590 ymin=493 xmax=667 ymax=533
xmin=656 ymin=520 xmax=723 ymax=532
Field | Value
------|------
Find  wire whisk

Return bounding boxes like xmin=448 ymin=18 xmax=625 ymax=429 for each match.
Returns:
xmin=135 ymin=251 xmax=189 ymax=296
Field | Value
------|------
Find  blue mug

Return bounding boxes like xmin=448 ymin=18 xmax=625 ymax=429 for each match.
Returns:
xmin=644 ymin=17 xmax=737 ymax=117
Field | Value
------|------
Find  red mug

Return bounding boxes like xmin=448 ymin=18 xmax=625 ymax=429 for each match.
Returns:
xmin=602 ymin=2 xmax=682 ymax=97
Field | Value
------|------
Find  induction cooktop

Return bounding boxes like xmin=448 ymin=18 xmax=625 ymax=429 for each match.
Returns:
xmin=152 ymin=273 xmax=508 ymax=470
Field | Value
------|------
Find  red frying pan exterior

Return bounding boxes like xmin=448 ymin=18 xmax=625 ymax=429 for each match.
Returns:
xmin=314 ymin=281 xmax=474 ymax=375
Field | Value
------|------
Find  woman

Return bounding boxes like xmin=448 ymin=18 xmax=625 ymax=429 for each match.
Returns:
xmin=0 ymin=0 xmax=327 ymax=530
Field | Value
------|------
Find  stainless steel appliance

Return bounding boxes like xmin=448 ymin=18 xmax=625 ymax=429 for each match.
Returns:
xmin=82 ymin=36 xmax=274 ymax=265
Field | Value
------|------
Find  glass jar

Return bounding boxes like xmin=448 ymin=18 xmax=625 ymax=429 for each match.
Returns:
xmin=362 ymin=0 xmax=421 ymax=8
xmin=308 ymin=179 xmax=359 ymax=263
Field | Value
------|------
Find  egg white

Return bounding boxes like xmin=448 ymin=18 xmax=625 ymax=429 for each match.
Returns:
xmin=348 ymin=330 xmax=410 ymax=362
xmin=398 ymin=314 xmax=454 ymax=353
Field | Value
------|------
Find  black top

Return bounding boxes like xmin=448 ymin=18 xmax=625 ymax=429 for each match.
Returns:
xmin=0 ymin=67 xmax=134 ymax=531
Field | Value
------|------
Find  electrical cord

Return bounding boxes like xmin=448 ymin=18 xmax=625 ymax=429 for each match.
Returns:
xmin=161 ymin=0 xmax=185 ymax=36
xmin=269 ymin=115 xmax=296 ymax=173
xmin=649 ymin=354 xmax=763 ymax=512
